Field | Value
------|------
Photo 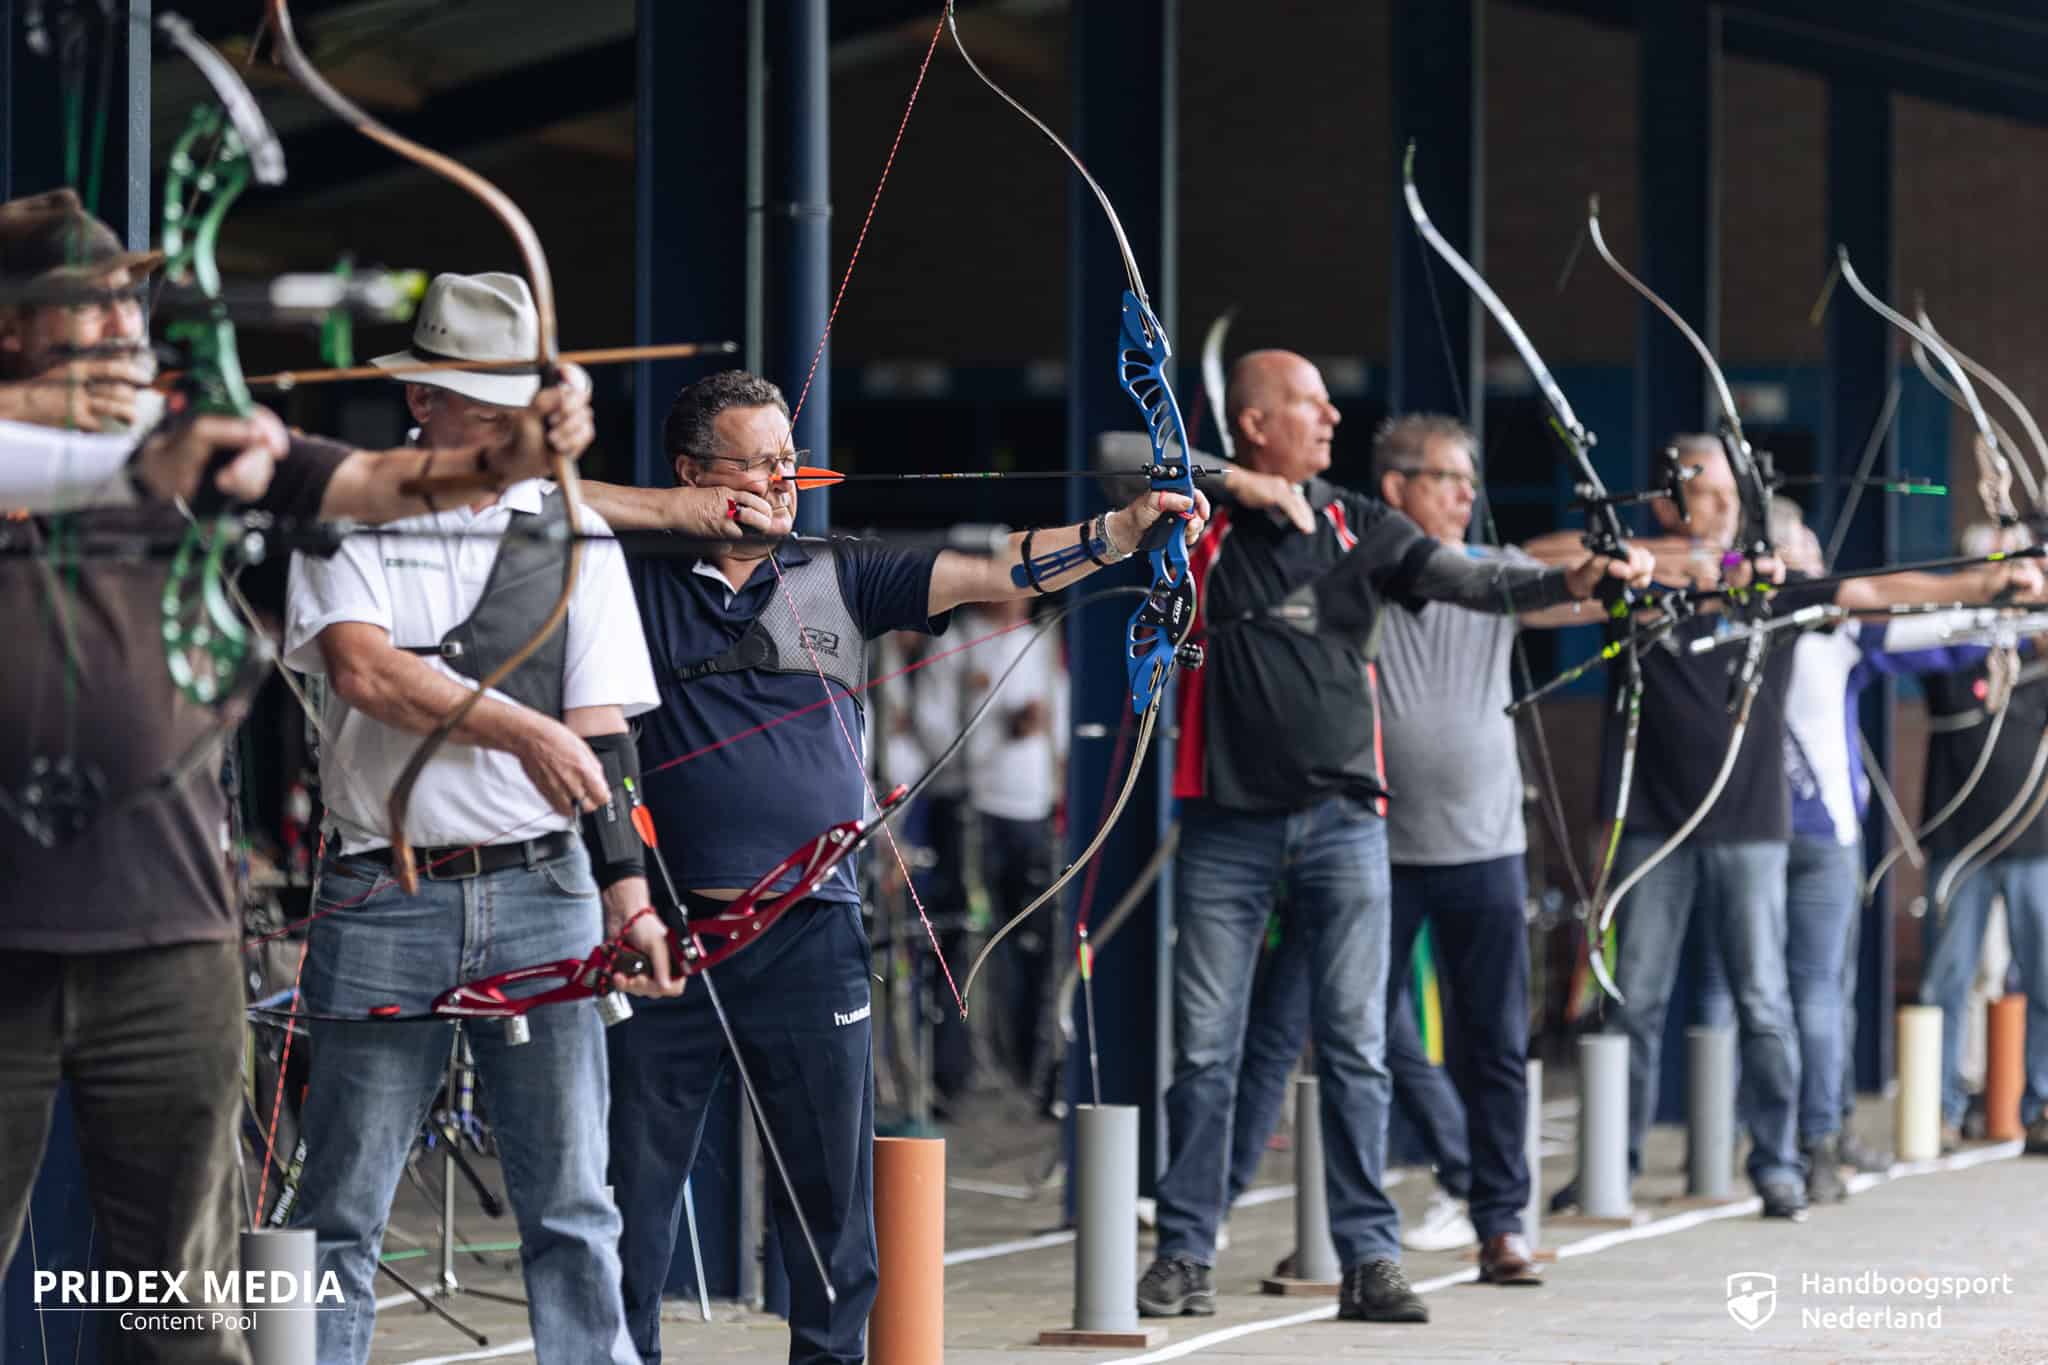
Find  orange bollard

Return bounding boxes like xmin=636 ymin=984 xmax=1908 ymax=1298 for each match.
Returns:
xmin=870 ymin=1136 xmax=945 ymax=1364
xmin=1985 ymin=995 xmax=2027 ymax=1141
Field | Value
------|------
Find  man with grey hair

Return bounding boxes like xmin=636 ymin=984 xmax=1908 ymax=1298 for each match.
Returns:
xmin=580 ymin=367 xmax=1213 ymax=1365
xmin=1139 ymin=350 xmax=1654 ymax=1326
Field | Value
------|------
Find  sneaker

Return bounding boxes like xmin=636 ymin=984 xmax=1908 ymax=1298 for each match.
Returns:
xmin=1759 ymin=1177 xmax=1809 ymax=1222
xmin=1337 ymin=1257 xmax=1428 ymax=1323
xmin=1836 ymin=1131 xmax=1891 ymax=1173
xmin=1802 ymin=1136 xmax=1848 ymax=1204
xmin=1137 ymin=1256 xmax=1215 ymax=1318
xmin=1940 ymin=1123 xmax=1963 ymax=1156
xmin=1400 ymin=1189 xmax=1477 ymax=1252
xmin=2024 ymin=1117 xmax=2048 ymax=1156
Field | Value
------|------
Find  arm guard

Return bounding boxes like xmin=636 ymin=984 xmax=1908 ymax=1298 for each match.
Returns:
xmin=578 ymin=730 xmax=647 ymax=889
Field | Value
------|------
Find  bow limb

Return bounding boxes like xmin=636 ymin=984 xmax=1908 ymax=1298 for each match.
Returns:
xmin=1584 ymin=197 xmax=1775 ymax=570
xmin=1201 ymin=309 xmax=1237 ymax=460
xmin=264 ymin=1 xmax=582 ymax=893
xmin=1915 ymin=304 xmax=2048 ymax=518
xmin=1835 ymin=251 xmax=2015 ymax=527
xmin=942 ymin=2 xmax=1201 ymax=1020
xmin=1403 ymin=146 xmax=1614 ymax=967
xmin=1934 ymin=725 xmax=2048 ymax=913
xmin=959 ymin=700 xmax=1160 ymax=1009
xmin=1833 ymin=254 xmax=2028 ymax=872
xmin=1577 ymin=196 xmax=1786 ymax=1002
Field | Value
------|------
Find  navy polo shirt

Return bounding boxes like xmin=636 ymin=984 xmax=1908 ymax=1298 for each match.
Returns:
xmin=630 ymin=536 xmax=947 ymax=904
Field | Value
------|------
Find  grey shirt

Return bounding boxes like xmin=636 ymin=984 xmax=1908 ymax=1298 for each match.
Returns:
xmin=1377 ymin=543 xmax=1532 ymax=866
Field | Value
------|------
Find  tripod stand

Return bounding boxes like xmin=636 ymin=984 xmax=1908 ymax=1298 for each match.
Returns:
xmin=375 ymin=1026 xmax=525 ymax=1347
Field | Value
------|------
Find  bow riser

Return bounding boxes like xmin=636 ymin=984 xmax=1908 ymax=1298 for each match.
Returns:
xmin=1118 ymin=292 xmax=1202 ymax=715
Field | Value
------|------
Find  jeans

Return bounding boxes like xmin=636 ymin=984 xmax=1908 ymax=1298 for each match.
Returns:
xmin=1784 ymin=838 xmax=1861 ymax=1139
xmin=609 ymin=901 xmax=878 ymax=1365
xmin=290 ymin=844 xmax=634 ymax=1365
xmin=1699 ymin=837 xmax=1862 ymax=1142
xmin=1224 ymin=911 xmax=1471 ymax=1208
xmin=1609 ymin=835 xmax=1802 ymax=1189
xmin=1919 ymin=854 xmax=2048 ymax=1127
xmin=0 ymin=942 xmax=248 ymax=1365
xmin=1390 ymin=857 xmax=1526 ymax=1240
xmin=1156 ymin=797 xmax=1398 ymax=1267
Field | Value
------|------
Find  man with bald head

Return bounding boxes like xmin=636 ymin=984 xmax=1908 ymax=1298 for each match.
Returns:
xmin=1138 ymin=352 xmax=1655 ymax=1325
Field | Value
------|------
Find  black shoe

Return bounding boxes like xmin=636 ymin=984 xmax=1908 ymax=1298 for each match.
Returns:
xmin=1547 ymin=1177 xmax=1579 ymax=1214
xmin=1337 ymin=1258 xmax=1429 ymax=1323
xmin=1836 ymin=1131 xmax=1892 ymax=1173
xmin=1759 ymin=1178 xmax=1809 ymax=1222
xmin=1137 ymin=1255 xmax=1215 ymax=1317
xmin=2024 ymin=1117 xmax=2048 ymax=1156
xmin=1802 ymin=1136 xmax=1848 ymax=1204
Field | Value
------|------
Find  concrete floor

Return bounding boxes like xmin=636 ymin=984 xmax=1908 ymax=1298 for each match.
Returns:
xmin=353 ymin=1080 xmax=2046 ymax=1364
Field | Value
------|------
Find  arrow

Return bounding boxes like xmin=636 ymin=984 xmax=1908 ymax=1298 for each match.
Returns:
xmin=783 ymin=462 xmax=1211 ymax=491
xmin=154 ymin=340 xmax=739 ymax=393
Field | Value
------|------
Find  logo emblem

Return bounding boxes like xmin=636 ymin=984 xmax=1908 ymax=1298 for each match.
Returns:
xmin=1726 ymin=1272 xmax=1776 ymax=1331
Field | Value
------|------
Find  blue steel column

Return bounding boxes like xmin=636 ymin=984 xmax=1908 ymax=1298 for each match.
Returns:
xmin=766 ymin=0 xmax=831 ymax=533
xmin=1062 ymin=0 xmax=1176 ymax=1195
xmin=1826 ymin=80 xmax=1896 ymax=1096
xmin=1389 ymin=0 xmax=1482 ymax=433
xmin=633 ymin=0 xmax=750 ymax=488
xmin=1640 ymin=0 xmax=1720 ymax=1125
xmin=632 ymin=0 xmax=757 ymax=1309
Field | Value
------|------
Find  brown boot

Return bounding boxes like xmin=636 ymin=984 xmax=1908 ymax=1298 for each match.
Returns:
xmin=1478 ymin=1233 xmax=1544 ymax=1285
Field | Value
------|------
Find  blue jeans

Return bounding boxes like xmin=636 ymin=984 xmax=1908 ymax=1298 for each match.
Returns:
xmin=1390 ymin=857 xmax=1524 ymax=1240
xmin=1919 ymin=854 xmax=2048 ymax=1126
xmin=1700 ymin=837 xmax=1862 ymax=1141
xmin=290 ymin=843 xmax=634 ymax=1365
xmin=1609 ymin=835 xmax=1801 ymax=1189
xmin=1157 ymin=797 xmax=1398 ymax=1267
xmin=609 ymin=901 xmax=879 ymax=1365
xmin=1224 ymin=911 xmax=1471 ymax=1208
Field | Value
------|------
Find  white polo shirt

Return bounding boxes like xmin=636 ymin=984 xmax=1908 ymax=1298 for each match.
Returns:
xmin=283 ymin=479 xmax=659 ymax=854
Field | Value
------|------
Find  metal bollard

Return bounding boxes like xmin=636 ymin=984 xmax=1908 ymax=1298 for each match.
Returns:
xmin=1039 ymin=1104 xmax=1161 ymax=1346
xmin=1291 ymin=1075 xmax=1340 ymax=1283
xmin=240 ymin=1228 xmax=316 ymax=1365
xmin=1523 ymin=1059 xmax=1543 ymax=1246
xmin=1578 ymin=1034 xmax=1632 ymax=1218
xmin=1686 ymin=1026 xmax=1735 ymax=1197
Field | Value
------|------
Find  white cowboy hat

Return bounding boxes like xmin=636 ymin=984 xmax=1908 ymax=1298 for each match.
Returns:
xmin=372 ymin=271 xmax=541 ymax=406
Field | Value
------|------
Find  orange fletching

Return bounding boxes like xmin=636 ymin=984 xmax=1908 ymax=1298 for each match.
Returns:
xmin=631 ymin=804 xmax=657 ymax=849
xmin=789 ymin=465 xmax=844 ymax=490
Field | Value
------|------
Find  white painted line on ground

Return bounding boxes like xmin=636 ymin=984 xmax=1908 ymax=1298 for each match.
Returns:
xmin=396 ymin=1337 xmax=535 ymax=1364
xmin=944 ymin=1228 xmax=1075 ymax=1265
xmin=374 ymin=1290 xmax=419 ymax=1311
xmin=1098 ymin=1140 xmax=2024 ymax=1363
xmin=947 ymin=1177 xmax=1039 ymax=1199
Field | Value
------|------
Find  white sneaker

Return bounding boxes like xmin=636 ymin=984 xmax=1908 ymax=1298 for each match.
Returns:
xmin=1400 ymin=1189 xmax=1476 ymax=1252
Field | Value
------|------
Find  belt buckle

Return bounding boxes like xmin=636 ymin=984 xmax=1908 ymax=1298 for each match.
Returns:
xmin=422 ymin=846 xmax=483 ymax=881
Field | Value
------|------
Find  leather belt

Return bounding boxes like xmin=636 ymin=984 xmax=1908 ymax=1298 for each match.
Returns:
xmin=363 ymin=830 xmax=575 ymax=881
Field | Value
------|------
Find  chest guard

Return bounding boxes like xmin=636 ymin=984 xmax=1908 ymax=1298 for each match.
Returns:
xmin=675 ymin=540 xmax=866 ymax=705
xmin=400 ymin=489 xmax=571 ymax=718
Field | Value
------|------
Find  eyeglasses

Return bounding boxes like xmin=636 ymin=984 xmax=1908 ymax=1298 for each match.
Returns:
xmin=689 ymin=448 xmax=805 ymax=477
xmin=1395 ymin=466 xmax=1481 ymax=494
